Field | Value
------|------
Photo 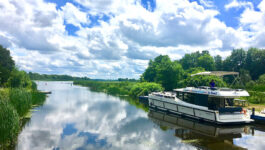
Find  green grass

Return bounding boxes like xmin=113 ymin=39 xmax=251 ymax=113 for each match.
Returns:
xmin=0 ymin=99 xmax=20 ymax=148
xmin=0 ymin=88 xmax=46 ymax=149
xmin=9 ymin=88 xmax=32 ymax=117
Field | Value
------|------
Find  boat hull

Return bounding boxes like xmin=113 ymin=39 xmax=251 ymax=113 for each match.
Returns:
xmin=149 ymin=95 xmax=253 ymax=125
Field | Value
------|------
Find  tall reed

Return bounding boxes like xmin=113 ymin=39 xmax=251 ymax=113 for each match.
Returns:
xmin=0 ymin=95 xmax=19 ymax=148
xmin=9 ymin=88 xmax=32 ymax=117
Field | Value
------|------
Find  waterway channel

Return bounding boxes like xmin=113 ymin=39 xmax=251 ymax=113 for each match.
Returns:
xmin=16 ymin=81 xmax=265 ymax=150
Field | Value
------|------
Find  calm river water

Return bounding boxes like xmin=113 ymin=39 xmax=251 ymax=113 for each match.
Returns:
xmin=16 ymin=81 xmax=265 ymax=150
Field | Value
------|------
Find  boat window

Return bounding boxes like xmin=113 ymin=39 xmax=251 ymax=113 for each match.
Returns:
xmin=208 ymin=97 xmax=225 ymax=110
xmin=185 ymin=93 xmax=195 ymax=104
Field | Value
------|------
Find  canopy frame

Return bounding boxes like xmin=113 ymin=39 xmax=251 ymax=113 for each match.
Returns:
xmin=190 ymin=71 xmax=242 ymax=88
xmin=191 ymin=71 xmax=239 ymax=77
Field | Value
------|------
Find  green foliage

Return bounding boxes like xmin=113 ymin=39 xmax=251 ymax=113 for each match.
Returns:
xmin=142 ymin=55 xmax=184 ymax=90
xmin=244 ymin=48 xmax=265 ymax=80
xmin=223 ymin=49 xmax=246 ymax=72
xmin=180 ymin=50 xmax=214 ymax=70
xmin=257 ymin=74 xmax=265 ymax=84
xmin=0 ymin=99 xmax=19 ymax=147
xmin=7 ymin=68 xmax=32 ymax=89
xmin=130 ymin=82 xmax=164 ymax=97
xmin=197 ymin=54 xmax=215 ymax=71
xmin=31 ymin=91 xmax=46 ymax=106
xmin=180 ymin=51 xmax=202 ymax=70
xmin=239 ymin=69 xmax=252 ymax=85
xmin=181 ymin=75 xmax=226 ymax=87
xmin=0 ymin=45 xmax=15 ymax=85
xmin=9 ymin=88 xmax=32 ymax=117
xmin=214 ymin=55 xmax=223 ymax=71
xmin=74 ymin=80 xmax=163 ymax=97
xmin=0 ymin=88 xmax=46 ymax=148
xmin=28 ymin=72 xmax=90 ymax=81
xmin=245 ymin=91 xmax=265 ymax=104
xmin=31 ymin=81 xmax=38 ymax=91
xmin=0 ymin=45 xmax=47 ymax=147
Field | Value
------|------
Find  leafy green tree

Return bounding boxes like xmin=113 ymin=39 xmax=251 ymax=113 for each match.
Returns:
xmin=178 ymin=67 xmax=205 ymax=87
xmin=179 ymin=51 xmax=201 ymax=70
xmin=142 ymin=55 xmax=184 ymax=90
xmin=214 ymin=55 xmax=223 ymax=71
xmin=257 ymin=74 xmax=265 ymax=84
xmin=244 ymin=48 xmax=265 ymax=80
xmin=223 ymin=49 xmax=246 ymax=72
xmin=0 ymin=45 xmax=15 ymax=85
xmin=141 ymin=60 xmax=156 ymax=82
xmin=7 ymin=68 xmax=32 ymax=89
xmin=239 ymin=69 xmax=252 ymax=85
xmin=197 ymin=54 xmax=215 ymax=71
xmin=183 ymin=75 xmax=226 ymax=87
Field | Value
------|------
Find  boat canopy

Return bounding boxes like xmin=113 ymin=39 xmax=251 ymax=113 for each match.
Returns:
xmin=191 ymin=71 xmax=239 ymax=77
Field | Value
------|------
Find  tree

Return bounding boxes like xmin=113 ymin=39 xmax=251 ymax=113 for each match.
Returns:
xmin=244 ymin=48 xmax=265 ymax=80
xmin=239 ymin=69 xmax=252 ymax=85
xmin=182 ymin=75 xmax=226 ymax=87
xmin=197 ymin=54 xmax=215 ymax=71
xmin=180 ymin=51 xmax=201 ymax=70
xmin=0 ymin=45 xmax=15 ymax=85
xmin=223 ymin=49 xmax=246 ymax=72
xmin=180 ymin=50 xmax=214 ymax=70
xmin=142 ymin=55 xmax=184 ymax=90
xmin=257 ymin=74 xmax=265 ymax=84
xmin=141 ymin=60 xmax=156 ymax=82
xmin=214 ymin=55 xmax=223 ymax=71
xmin=7 ymin=68 xmax=32 ymax=89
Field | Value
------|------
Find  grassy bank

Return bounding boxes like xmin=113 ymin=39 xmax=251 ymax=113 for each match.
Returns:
xmin=0 ymin=88 xmax=46 ymax=149
xmin=73 ymin=80 xmax=163 ymax=97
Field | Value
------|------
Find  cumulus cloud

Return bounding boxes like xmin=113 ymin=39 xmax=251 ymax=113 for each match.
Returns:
xmin=239 ymin=0 xmax=265 ymax=47
xmin=0 ymin=0 xmax=265 ymax=78
xmin=61 ymin=3 xmax=89 ymax=27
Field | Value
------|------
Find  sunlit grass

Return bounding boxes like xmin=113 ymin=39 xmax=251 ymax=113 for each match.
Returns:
xmin=0 ymin=88 xmax=46 ymax=149
xmin=0 ymin=91 xmax=19 ymax=148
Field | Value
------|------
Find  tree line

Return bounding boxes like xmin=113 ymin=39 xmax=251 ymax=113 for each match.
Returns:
xmin=28 ymin=72 xmax=90 ymax=81
xmin=141 ymin=48 xmax=265 ymax=91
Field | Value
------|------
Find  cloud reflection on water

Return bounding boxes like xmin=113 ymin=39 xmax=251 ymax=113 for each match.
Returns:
xmin=17 ymin=82 xmax=194 ymax=150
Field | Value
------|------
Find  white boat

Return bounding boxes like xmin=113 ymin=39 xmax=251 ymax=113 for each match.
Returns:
xmin=148 ymin=71 xmax=254 ymax=124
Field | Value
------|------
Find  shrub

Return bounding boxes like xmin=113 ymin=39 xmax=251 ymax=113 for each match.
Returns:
xmin=130 ymin=82 xmax=164 ymax=97
xmin=245 ymin=91 xmax=265 ymax=104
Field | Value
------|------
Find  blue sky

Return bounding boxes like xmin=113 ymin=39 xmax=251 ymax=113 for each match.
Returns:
xmin=0 ymin=0 xmax=265 ymax=78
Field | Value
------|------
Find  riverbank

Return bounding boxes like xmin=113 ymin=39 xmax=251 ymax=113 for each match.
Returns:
xmin=74 ymin=80 xmax=265 ymax=112
xmin=73 ymin=80 xmax=163 ymax=97
xmin=0 ymin=88 xmax=46 ymax=149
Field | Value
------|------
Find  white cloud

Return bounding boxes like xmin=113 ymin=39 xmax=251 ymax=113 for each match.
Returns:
xmin=0 ymin=0 xmax=265 ymax=78
xmin=199 ymin=0 xmax=215 ymax=8
xmin=61 ymin=3 xmax=89 ymax=27
xmin=239 ymin=0 xmax=265 ymax=47
xmin=225 ymin=0 xmax=253 ymax=11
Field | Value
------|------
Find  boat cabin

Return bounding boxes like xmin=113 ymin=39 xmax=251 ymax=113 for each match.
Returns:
xmin=174 ymin=87 xmax=244 ymax=112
